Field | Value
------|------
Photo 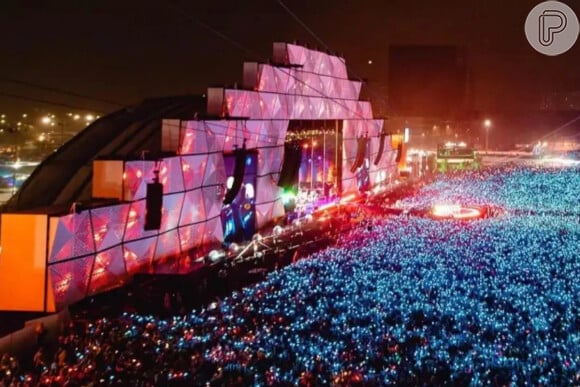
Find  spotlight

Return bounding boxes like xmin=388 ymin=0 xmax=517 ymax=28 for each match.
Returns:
xmin=252 ymin=233 xmax=263 ymax=242
xmin=245 ymin=183 xmax=255 ymax=200
xmin=208 ymin=249 xmax=225 ymax=263
xmin=273 ymin=225 xmax=284 ymax=236
xmin=226 ymin=176 xmax=234 ymax=190
xmin=229 ymin=243 xmax=240 ymax=253
xmin=305 ymin=214 xmax=313 ymax=223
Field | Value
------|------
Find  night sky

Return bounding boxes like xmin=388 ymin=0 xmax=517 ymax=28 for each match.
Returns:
xmin=1 ymin=0 xmax=579 ymax=116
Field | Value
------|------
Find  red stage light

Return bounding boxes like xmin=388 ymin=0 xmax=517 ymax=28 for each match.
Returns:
xmin=340 ymin=194 xmax=357 ymax=204
xmin=317 ymin=202 xmax=336 ymax=212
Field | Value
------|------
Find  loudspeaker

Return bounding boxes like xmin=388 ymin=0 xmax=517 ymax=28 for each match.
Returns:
xmin=144 ymin=182 xmax=163 ymax=230
xmin=278 ymin=142 xmax=302 ymax=188
xmin=324 ymin=182 xmax=333 ymax=197
xmin=395 ymin=143 xmax=403 ymax=163
xmin=350 ymin=137 xmax=369 ymax=173
xmin=374 ymin=132 xmax=386 ymax=165
xmin=223 ymin=147 xmax=247 ymax=205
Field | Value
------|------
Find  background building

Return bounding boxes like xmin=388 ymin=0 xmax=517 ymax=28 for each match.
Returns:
xmin=387 ymin=45 xmax=473 ymax=148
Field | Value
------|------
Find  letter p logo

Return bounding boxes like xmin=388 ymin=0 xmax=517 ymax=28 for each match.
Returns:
xmin=539 ymin=10 xmax=567 ymax=46
xmin=526 ymin=1 xmax=579 ymax=56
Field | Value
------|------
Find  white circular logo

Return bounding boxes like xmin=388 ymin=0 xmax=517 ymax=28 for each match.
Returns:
xmin=525 ymin=1 xmax=579 ymax=56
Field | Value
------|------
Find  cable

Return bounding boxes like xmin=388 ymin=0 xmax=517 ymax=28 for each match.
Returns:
xmin=0 ymin=78 xmax=125 ymax=107
xmin=162 ymin=120 xmax=296 ymax=148
xmin=275 ymin=0 xmax=327 ymax=49
xmin=275 ymin=0 xmax=391 ymax=114
xmin=164 ymin=0 xmax=385 ymax=132
xmin=165 ymin=1 xmax=258 ymax=58
xmin=275 ymin=66 xmax=383 ymax=129
xmin=485 ymin=114 xmax=580 ymax=165
xmin=0 ymin=92 xmax=106 ymax=113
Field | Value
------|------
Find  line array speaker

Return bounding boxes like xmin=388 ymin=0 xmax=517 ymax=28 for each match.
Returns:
xmin=374 ymin=132 xmax=386 ymax=165
xmin=395 ymin=142 xmax=403 ymax=163
xmin=144 ymin=180 xmax=163 ymax=230
xmin=223 ymin=147 xmax=247 ymax=205
xmin=350 ymin=137 xmax=369 ymax=173
xmin=278 ymin=142 xmax=302 ymax=188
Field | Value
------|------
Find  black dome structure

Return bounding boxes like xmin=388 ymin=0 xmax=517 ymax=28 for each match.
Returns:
xmin=4 ymin=95 xmax=206 ymax=212
xmin=0 ymin=42 xmax=401 ymax=313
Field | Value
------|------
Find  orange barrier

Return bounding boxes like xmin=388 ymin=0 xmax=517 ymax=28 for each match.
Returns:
xmin=0 ymin=214 xmax=55 ymax=312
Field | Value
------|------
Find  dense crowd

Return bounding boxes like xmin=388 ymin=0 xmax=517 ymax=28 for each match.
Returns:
xmin=400 ymin=166 xmax=580 ymax=215
xmin=1 ymin=166 xmax=579 ymax=386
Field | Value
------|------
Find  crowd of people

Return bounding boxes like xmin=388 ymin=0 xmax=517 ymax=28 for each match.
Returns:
xmin=400 ymin=166 xmax=580 ymax=216
xmin=1 ymin=165 xmax=579 ymax=385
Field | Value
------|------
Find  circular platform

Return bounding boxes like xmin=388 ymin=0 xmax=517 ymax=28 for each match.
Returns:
xmin=430 ymin=204 xmax=484 ymax=220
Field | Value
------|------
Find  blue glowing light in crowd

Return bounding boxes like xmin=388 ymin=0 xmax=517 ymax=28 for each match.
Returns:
xmin=5 ymin=166 xmax=580 ymax=385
